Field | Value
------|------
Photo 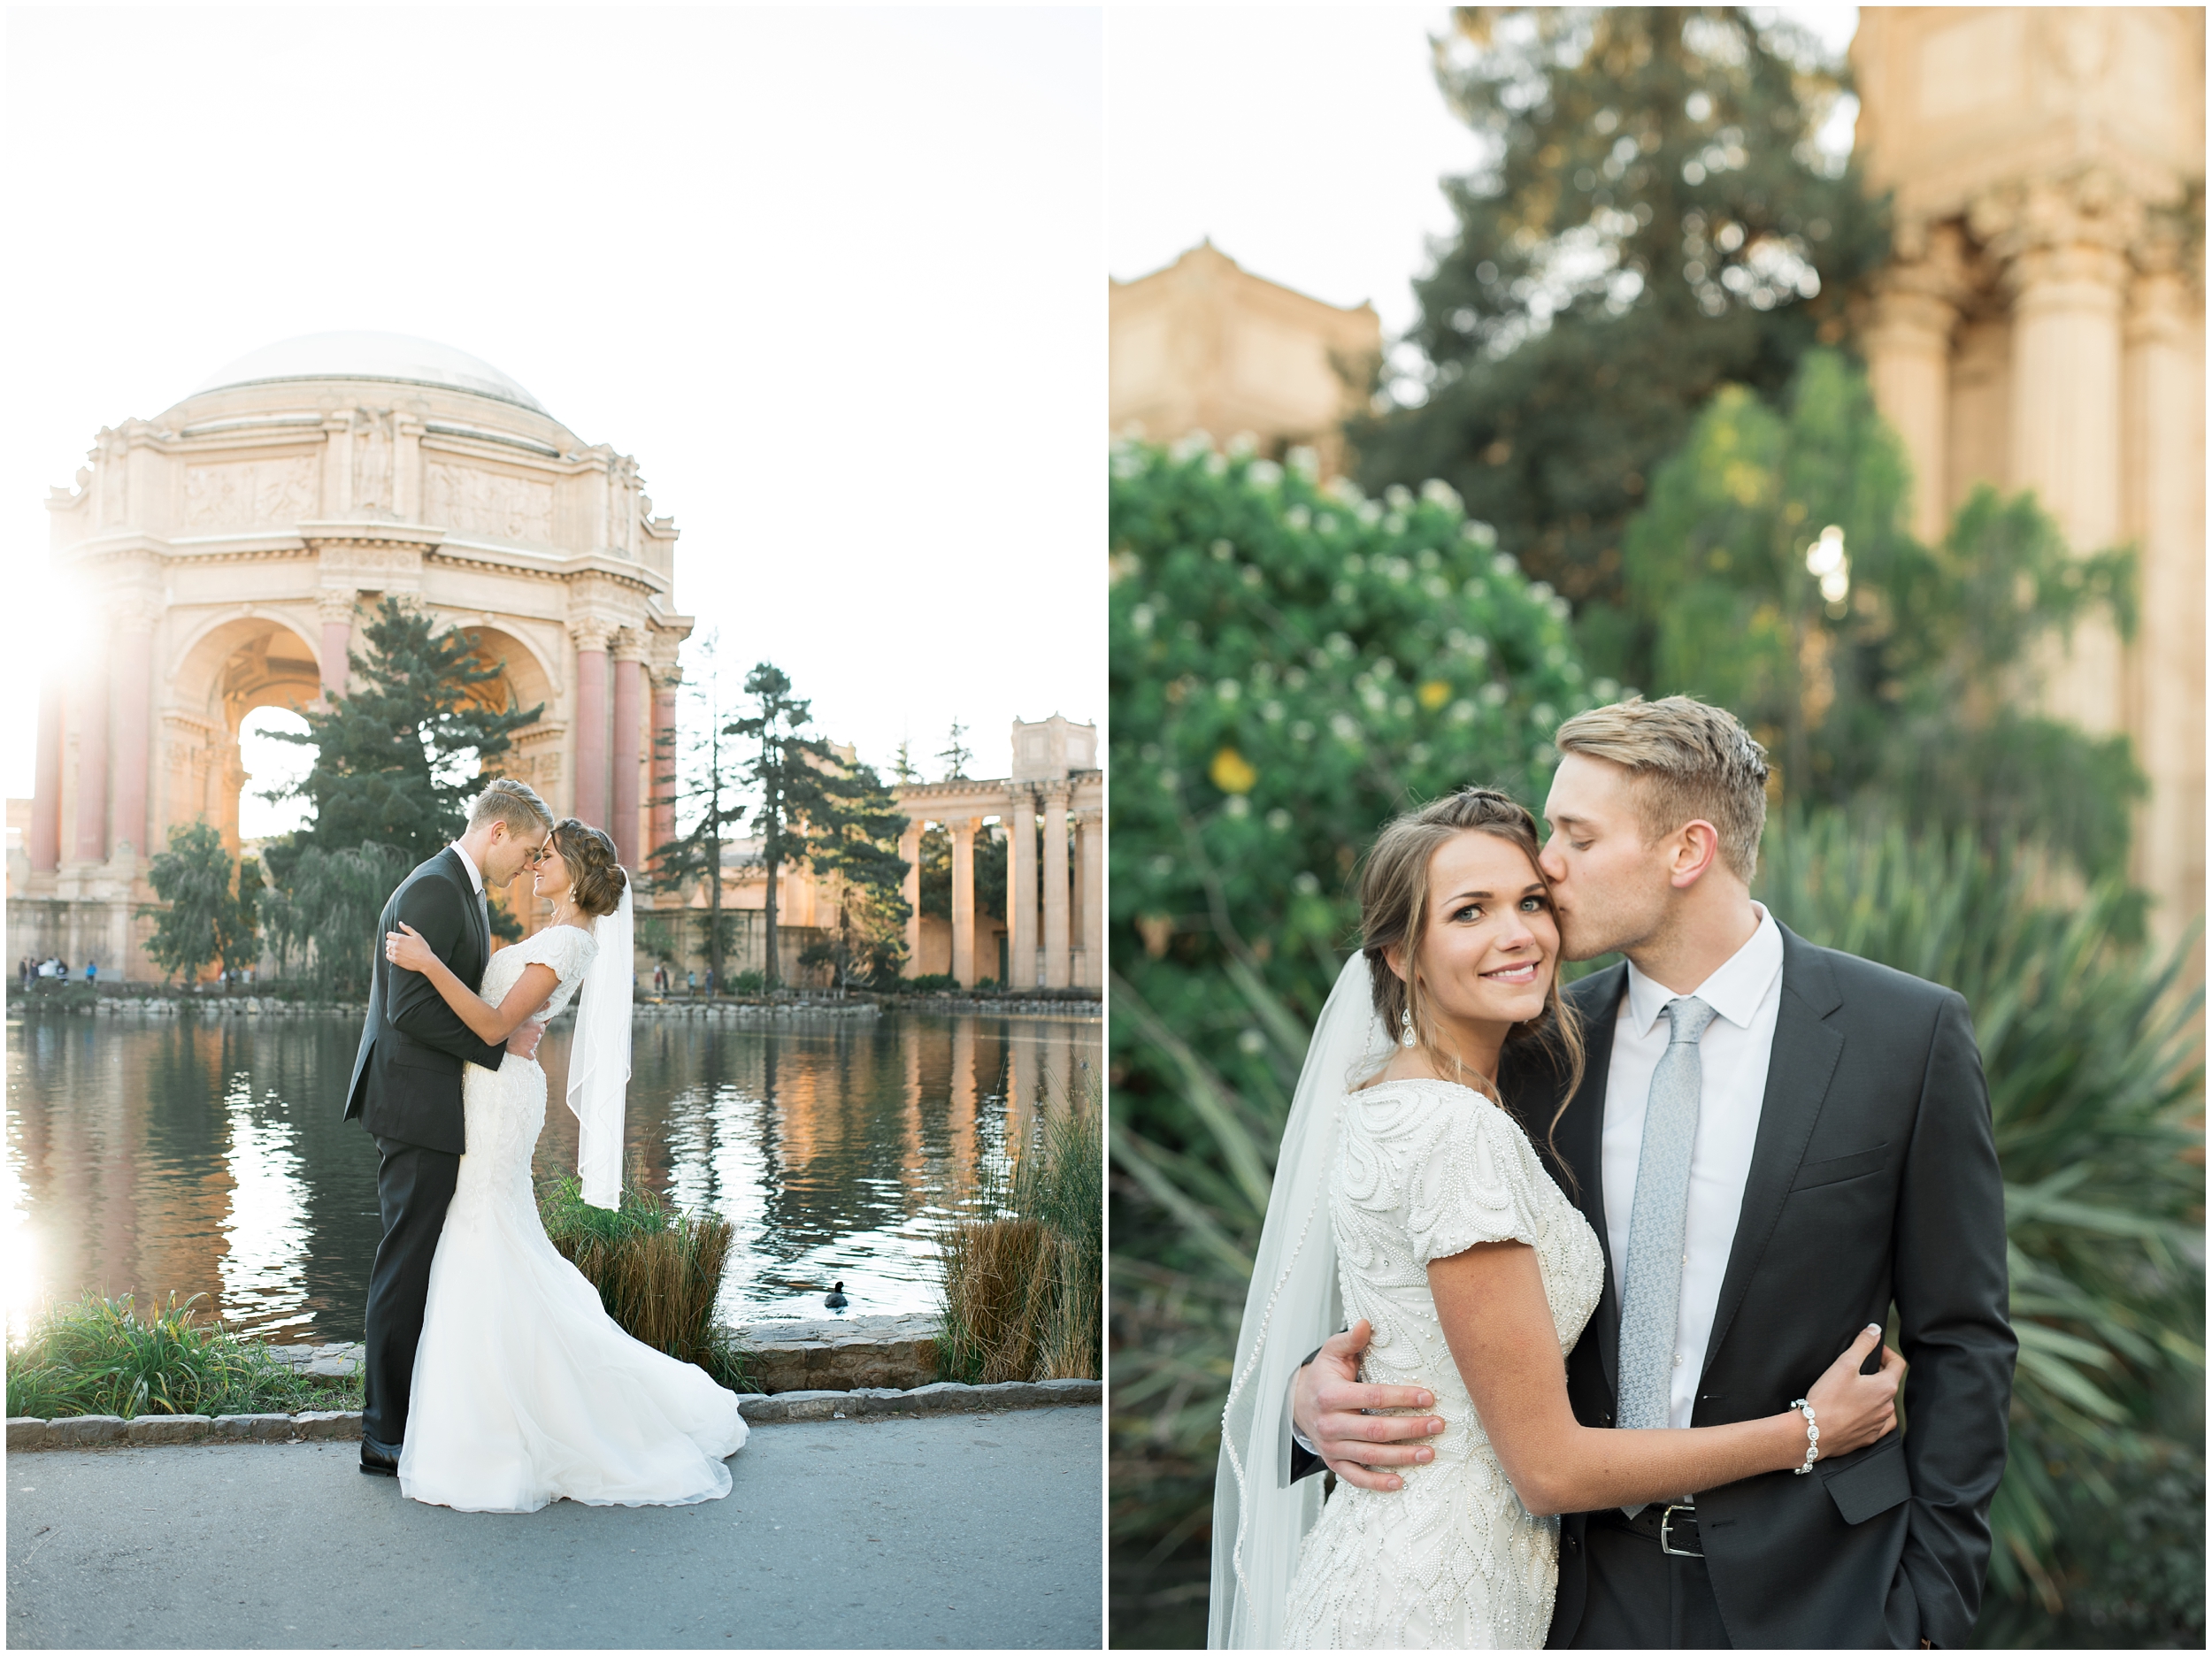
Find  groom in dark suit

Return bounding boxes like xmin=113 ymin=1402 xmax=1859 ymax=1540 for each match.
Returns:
xmin=345 ymin=778 xmax=555 ymax=1476
xmin=1292 ymin=697 xmax=2015 ymax=1647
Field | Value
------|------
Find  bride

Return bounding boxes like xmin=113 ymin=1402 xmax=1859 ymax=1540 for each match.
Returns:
xmin=1213 ymin=786 xmax=1901 ymax=1647
xmin=382 ymin=817 xmax=749 ymax=1513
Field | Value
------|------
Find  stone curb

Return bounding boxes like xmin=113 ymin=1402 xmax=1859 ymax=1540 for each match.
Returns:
xmin=4 ymin=1380 xmax=1099 ymax=1450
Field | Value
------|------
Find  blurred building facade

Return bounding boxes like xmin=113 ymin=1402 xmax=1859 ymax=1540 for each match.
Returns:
xmin=1110 ymin=242 xmax=1381 ymax=477
xmin=8 ymin=332 xmax=692 ymax=981
xmin=1854 ymin=7 xmax=2205 ymax=946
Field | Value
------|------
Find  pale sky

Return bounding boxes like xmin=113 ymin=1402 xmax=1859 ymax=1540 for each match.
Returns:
xmin=1108 ymin=7 xmax=1858 ymax=355
xmin=1 ymin=6 xmax=1103 ymax=824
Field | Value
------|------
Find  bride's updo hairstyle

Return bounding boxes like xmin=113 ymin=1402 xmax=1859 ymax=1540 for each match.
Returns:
xmin=549 ymin=819 xmax=628 ymax=919
xmin=1356 ymin=786 xmax=1586 ymax=1175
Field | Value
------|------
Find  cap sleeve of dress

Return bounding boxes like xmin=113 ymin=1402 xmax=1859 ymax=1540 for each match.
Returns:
xmin=550 ymin=925 xmax=597 ymax=986
xmin=1402 ymin=1092 xmax=1543 ymax=1267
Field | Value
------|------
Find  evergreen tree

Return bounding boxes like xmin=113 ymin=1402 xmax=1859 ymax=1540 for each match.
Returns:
xmin=938 ymin=720 xmax=972 ymax=781
xmin=891 ymin=738 xmax=919 ymax=784
xmin=142 ymin=822 xmax=260 ymax=983
xmin=727 ymin=663 xmax=911 ymax=990
xmin=1351 ymin=6 xmax=1887 ymax=642
xmin=810 ymin=761 xmax=914 ymax=988
xmin=647 ymin=631 xmax=749 ymax=994
xmin=268 ymin=596 xmax=543 ymax=867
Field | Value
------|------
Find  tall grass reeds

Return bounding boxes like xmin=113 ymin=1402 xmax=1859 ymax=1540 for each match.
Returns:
xmin=4 ymin=1292 xmax=360 ymax=1420
xmin=535 ymin=1173 xmax=749 ymax=1392
xmin=937 ymin=1070 xmax=1102 ymax=1384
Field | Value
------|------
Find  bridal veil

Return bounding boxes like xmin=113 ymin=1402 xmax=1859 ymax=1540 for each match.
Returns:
xmin=1208 ymin=950 xmax=1387 ymax=1648
xmin=565 ymin=881 xmax=634 ymax=1209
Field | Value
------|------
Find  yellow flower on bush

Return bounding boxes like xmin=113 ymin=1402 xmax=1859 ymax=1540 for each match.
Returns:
xmin=1417 ymin=679 xmax=1451 ymax=711
xmin=1210 ymin=747 xmax=1257 ymax=794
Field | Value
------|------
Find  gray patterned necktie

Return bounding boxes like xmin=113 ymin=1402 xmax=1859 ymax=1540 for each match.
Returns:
xmin=1617 ymin=994 xmax=1717 ymax=1516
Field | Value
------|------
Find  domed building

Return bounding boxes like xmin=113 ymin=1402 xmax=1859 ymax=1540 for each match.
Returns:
xmin=15 ymin=331 xmax=691 ymax=979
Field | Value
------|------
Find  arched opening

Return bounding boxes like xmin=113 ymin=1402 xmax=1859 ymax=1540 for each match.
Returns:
xmin=238 ymin=706 xmax=313 ymax=840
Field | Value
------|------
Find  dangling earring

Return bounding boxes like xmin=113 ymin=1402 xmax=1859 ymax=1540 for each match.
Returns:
xmin=1400 ymin=1006 xmax=1417 ymax=1048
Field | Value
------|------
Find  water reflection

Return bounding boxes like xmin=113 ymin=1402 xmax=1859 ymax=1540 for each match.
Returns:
xmin=6 ymin=1010 xmax=1099 ymax=1343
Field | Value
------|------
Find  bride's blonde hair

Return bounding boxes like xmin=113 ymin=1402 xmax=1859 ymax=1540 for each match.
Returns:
xmin=1356 ymin=786 xmax=1586 ymax=1179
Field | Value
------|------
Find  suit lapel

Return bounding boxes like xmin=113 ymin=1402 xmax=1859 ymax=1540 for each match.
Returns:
xmin=1698 ymin=924 xmax=1844 ymax=1380
xmin=445 ymin=847 xmax=488 ymax=970
xmin=1558 ymin=962 xmax=1627 ymax=1404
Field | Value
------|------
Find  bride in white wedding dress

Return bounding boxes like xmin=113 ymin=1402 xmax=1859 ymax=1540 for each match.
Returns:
xmin=1214 ymin=788 xmax=1903 ymax=1648
xmin=382 ymin=819 xmax=748 ymax=1514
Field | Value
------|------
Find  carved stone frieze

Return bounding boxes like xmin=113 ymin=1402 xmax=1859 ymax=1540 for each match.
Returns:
xmin=423 ymin=460 xmax=555 ymax=543
xmin=181 ymin=454 xmax=320 ymax=530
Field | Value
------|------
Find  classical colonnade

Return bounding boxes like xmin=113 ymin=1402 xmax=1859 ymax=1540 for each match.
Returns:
xmin=893 ymin=774 xmax=1103 ymax=992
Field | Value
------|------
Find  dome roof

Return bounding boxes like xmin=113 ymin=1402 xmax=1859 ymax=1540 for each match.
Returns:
xmin=188 ymin=331 xmax=548 ymax=415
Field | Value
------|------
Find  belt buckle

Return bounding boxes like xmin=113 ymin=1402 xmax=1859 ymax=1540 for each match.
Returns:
xmin=1659 ymin=1502 xmax=1702 ymax=1559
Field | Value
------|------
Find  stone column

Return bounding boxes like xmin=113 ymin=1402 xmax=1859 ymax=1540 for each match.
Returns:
xmin=1995 ymin=190 xmax=2132 ymax=732
xmin=950 ymin=817 xmax=978 ymax=987
xmin=1077 ymin=811 xmax=1102 ymax=991
xmin=109 ymin=601 xmax=157 ymax=861
xmin=570 ymin=620 xmax=613 ymax=826
xmin=649 ymin=664 xmax=680 ymax=875
xmin=611 ymin=636 xmax=645 ymax=867
xmin=1041 ymin=782 xmax=1071 ymax=989
xmin=31 ymin=668 xmax=63 ymax=872
xmin=2122 ymin=238 xmax=2204 ymax=945
xmin=71 ymin=637 xmax=110 ymax=864
xmin=1863 ymin=230 xmax=1963 ymax=545
xmin=1007 ymin=792 xmax=1037 ymax=989
xmin=899 ymin=818 xmax=925 ymax=977
xmin=318 ymin=592 xmax=356 ymax=698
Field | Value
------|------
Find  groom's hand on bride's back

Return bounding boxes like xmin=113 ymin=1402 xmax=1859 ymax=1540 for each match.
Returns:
xmin=506 ymin=1021 xmax=544 ymax=1061
xmin=1292 ymin=1319 xmax=1447 ymax=1491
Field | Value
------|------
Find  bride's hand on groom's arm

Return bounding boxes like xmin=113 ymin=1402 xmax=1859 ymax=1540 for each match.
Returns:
xmin=1291 ymin=1319 xmax=1447 ymax=1492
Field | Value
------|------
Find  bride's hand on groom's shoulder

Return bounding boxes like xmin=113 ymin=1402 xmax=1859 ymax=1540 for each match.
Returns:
xmin=1293 ymin=1319 xmax=1448 ymax=1491
xmin=385 ymin=922 xmax=436 ymax=975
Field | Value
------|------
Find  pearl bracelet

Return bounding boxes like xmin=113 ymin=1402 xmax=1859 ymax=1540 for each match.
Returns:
xmin=1789 ymin=1398 xmax=1821 ymax=1476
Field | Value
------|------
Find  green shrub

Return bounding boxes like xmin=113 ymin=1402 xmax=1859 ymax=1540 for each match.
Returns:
xmin=729 ymin=970 xmax=765 ymax=994
xmin=904 ymin=973 xmax=961 ymax=993
xmin=5 ymin=1292 xmax=360 ymax=1419
xmin=536 ymin=1175 xmax=749 ymax=1392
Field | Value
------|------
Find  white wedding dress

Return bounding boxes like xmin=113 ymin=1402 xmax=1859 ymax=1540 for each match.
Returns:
xmin=397 ymin=924 xmax=749 ymax=1514
xmin=1283 ymin=1078 xmax=1606 ymax=1648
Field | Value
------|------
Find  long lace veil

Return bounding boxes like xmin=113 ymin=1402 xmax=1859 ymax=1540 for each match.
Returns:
xmin=565 ymin=880 xmax=634 ymax=1210
xmin=1208 ymin=950 xmax=1387 ymax=1648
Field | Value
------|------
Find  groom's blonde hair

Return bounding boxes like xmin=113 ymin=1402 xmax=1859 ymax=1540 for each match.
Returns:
xmin=1553 ymin=696 xmax=1770 ymax=882
xmin=468 ymin=778 xmax=554 ymax=839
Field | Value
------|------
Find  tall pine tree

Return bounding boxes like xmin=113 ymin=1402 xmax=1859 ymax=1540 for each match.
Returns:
xmin=269 ymin=596 xmax=543 ymax=866
xmin=1352 ymin=5 xmax=1888 ymax=662
xmin=727 ymin=662 xmax=912 ymax=991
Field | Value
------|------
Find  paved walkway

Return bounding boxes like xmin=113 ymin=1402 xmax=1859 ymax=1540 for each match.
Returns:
xmin=7 ymin=1407 xmax=1101 ymax=1649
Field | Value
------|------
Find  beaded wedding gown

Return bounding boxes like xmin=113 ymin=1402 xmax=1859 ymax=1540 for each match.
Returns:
xmin=1283 ymin=1078 xmax=1606 ymax=1649
xmin=397 ymin=924 xmax=749 ymax=1514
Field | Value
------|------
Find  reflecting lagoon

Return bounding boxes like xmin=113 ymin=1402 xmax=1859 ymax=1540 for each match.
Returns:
xmin=5 ymin=1008 xmax=1100 ymax=1345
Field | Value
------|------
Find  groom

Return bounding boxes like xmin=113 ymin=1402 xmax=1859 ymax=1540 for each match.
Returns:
xmin=344 ymin=778 xmax=555 ymax=1476
xmin=1290 ymin=697 xmax=2015 ymax=1647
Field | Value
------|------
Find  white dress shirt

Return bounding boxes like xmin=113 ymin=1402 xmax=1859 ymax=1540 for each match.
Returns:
xmin=1601 ymin=903 xmax=1785 ymax=1430
xmin=449 ymin=840 xmax=486 ymax=894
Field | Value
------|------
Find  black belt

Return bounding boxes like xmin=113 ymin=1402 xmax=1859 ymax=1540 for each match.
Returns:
xmin=1596 ymin=1501 xmax=1702 ymax=1558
